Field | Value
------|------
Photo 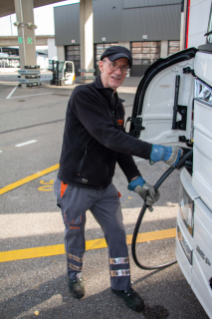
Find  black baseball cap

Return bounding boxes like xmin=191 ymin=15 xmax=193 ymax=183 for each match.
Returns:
xmin=100 ymin=46 xmax=132 ymax=68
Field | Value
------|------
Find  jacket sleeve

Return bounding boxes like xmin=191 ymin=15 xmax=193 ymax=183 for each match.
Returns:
xmin=117 ymin=152 xmax=141 ymax=182
xmin=71 ymin=87 xmax=152 ymax=160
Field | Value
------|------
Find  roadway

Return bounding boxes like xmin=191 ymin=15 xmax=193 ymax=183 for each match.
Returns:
xmin=0 ymin=75 xmax=209 ymax=319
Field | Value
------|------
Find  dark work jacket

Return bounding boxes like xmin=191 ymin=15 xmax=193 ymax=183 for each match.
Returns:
xmin=58 ymin=76 xmax=152 ymax=189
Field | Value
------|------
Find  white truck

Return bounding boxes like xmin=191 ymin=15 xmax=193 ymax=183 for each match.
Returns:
xmin=130 ymin=1 xmax=212 ymax=317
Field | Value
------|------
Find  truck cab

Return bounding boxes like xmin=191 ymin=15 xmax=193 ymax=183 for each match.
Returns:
xmin=130 ymin=1 xmax=212 ymax=317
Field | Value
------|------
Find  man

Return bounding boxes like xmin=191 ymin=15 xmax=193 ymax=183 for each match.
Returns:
xmin=54 ymin=46 xmax=182 ymax=312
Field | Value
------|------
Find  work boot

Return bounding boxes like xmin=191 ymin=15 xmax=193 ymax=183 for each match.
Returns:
xmin=69 ymin=277 xmax=85 ymax=299
xmin=112 ymin=287 xmax=144 ymax=312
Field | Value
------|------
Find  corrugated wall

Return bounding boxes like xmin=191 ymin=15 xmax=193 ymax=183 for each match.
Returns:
xmin=54 ymin=4 xmax=80 ymax=46
xmin=54 ymin=0 xmax=181 ymax=46
xmin=123 ymin=0 xmax=181 ymax=9
xmin=121 ymin=4 xmax=181 ymax=41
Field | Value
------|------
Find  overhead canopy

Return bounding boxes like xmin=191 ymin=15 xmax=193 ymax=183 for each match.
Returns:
xmin=0 ymin=0 xmax=68 ymax=18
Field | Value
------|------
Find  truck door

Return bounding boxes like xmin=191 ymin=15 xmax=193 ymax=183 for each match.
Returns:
xmin=129 ymin=48 xmax=197 ymax=147
xmin=130 ymin=46 xmax=212 ymax=319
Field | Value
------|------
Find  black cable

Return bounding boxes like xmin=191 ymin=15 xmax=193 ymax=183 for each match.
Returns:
xmin=132 ymin=149 xmax=193 ymax=270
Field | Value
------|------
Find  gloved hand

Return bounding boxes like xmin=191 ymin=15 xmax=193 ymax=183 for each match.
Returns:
xmin=128 ymin=176 xmax=160 ymax=211
xmin=149 ymin=145 xmax=183 ymax=166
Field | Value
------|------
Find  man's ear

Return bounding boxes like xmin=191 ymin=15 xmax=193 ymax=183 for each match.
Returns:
xmin=99 ymin=60 xmax=103 ymax=73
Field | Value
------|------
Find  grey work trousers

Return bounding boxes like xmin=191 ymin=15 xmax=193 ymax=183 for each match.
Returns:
xmin=54 ymin=177 xmax=131 ymax=291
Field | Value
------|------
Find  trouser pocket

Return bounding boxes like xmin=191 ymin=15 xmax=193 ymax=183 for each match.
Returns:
xmin=54 ymin=178 xmax=82 ymax=226
xmin=54 ymin=177 xmax=63 ymax=208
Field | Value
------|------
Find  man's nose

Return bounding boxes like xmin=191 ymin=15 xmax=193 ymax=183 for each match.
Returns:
xmin=115 ymin=66 xmax=122 ymax=75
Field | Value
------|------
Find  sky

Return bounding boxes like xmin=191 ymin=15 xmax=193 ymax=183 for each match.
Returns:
xmin=0 ymin=0 xmax=79 ymax=37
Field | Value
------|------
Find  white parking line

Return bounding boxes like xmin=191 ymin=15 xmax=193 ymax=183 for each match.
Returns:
xmin=0 ymin=150 xmax=2 ymax=153
xmin=6 ymin=86 xmax=18 ymax=99
xmin=15 ymin=140 xmax=37 ymax=147
xmin=9 ymin=92 xmax=52 ymax=99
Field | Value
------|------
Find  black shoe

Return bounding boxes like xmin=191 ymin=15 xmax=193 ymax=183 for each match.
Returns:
xmin=112 ymin=287 xmax=144 ymax=312
xmin=69 ymin=277 xmax=85 ymax=299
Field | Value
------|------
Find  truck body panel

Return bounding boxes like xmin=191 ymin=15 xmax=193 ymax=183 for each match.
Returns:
xmin=130 ymin=1 xmax=212 ymax=317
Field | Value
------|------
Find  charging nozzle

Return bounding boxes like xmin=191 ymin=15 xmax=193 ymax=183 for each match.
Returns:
xmin=176 ymin=149 xmax=193 ymax=170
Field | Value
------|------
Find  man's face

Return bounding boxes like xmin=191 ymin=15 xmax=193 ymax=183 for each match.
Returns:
xmin=99 ymin=57 xmax=129 ymax=91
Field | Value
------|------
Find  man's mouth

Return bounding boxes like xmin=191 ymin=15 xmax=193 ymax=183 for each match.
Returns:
xmin=111 ymin=76 xmax=122 ymax=81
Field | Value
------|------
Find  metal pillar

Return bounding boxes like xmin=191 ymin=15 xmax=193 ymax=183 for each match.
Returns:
xmin=14 ymin=0 xmax=40 ymax=87
xmin=79 ymin=0 xmax=95 ymax=83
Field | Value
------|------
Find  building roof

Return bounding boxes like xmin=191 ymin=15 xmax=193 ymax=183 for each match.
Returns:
xmin=0 ymin=0 xmax=67 ymax=18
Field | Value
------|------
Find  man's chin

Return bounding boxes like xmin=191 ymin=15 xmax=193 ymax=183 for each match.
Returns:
xmin=109 ymin=80 xmax=122 ymax=90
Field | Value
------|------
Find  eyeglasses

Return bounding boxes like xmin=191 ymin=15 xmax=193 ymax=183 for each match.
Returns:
xmin=103 ymin=60 xmax=129 ymax=74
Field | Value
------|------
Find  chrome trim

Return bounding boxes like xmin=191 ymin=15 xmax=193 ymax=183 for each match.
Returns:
xmin=68 ymin=262 xmax=83 ymax=271
xmin=109 ymin=257 xmax=129 ymax=265
xmin=111 ymin=269 xmax=130 ymax=277
xmin=194 ymin=78 xmax=212 ymax=106
xmin=179 ymin=184 xmax=194 ymax=236
xmin=177 ymin=224 xmax=193 ymax=265
xmin=67 ymin=253 xmax=83 ymax=263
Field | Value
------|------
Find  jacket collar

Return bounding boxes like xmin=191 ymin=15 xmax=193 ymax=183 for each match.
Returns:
xmin=94 ymin=76 xmax=125 ymax=104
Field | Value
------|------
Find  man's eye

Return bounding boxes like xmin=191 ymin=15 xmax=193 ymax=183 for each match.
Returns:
xmin=122 ymin=66 xmax=128 ymax=71
xmin=111 ymin=63 xmax=117 ymax=67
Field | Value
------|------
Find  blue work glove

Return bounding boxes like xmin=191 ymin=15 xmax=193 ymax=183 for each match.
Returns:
xmin=128 ymin=176 xmax=160 ymax=211
xmin=150 ymin=145 xmax=183 ymax=166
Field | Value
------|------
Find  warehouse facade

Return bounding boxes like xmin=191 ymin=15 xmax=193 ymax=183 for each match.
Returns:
xmin=54 ymin=0 xmax=182 ymax=77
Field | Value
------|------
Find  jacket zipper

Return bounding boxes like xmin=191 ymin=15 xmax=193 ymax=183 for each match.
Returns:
xmin=110 ymin=92 xmax=121 ymax=127
xmin=77 ymin=147 xmax=88 ymax=176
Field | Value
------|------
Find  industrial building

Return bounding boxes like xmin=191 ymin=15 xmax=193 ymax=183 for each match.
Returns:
xmin=54 ymin=0 xmax=182 ymax=77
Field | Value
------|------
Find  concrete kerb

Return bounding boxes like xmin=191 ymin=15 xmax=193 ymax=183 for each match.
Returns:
xmin=0 ymin=81 xmax=19 ymax=86
xmin=44 ymin=83 xmax=137 ymax=94
xmin=0 ymin=80 xmax=138 ymax=94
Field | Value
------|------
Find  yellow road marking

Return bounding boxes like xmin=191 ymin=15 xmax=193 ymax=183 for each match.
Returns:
xmin=0 ymin=164 xmax=59 ymax=195
xmin=0 ymin=228 xmax=176 ymax=263
xmin=38 ymin=179 xmax=54 ymax=192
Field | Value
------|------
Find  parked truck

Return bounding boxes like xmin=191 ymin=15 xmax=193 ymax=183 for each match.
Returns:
xmin=129 ymin=1 xmax=212 ymax=317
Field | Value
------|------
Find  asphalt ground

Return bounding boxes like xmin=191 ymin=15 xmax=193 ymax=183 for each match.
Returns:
xmin=0 ymin=75 xmax=209 ymax=319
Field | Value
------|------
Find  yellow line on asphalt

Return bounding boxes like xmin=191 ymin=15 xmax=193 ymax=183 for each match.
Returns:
xmin=0 ymin=164 xmax=59 ymax=195
xmin=0 ymin=228 xmax=176 ymax=263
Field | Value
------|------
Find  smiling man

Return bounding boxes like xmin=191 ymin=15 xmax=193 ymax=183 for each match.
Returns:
xmin=54 ymin=46 xmax=182 ymax=312
xmin=99 ymin=52 xmax=129 ymax=90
